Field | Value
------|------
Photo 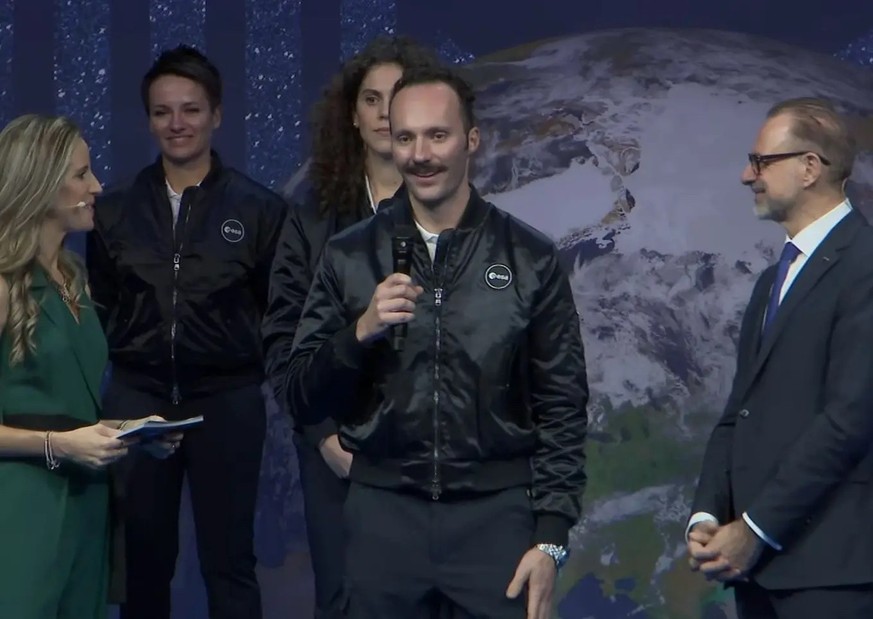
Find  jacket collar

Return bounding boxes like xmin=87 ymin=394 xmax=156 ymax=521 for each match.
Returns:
xmin=142 ymin=150 xmax=226 ymax=193
xmin=388 ymin=184 xmax=491 ymax=231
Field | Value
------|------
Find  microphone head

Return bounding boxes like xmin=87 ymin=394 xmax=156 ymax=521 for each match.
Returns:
xmin=392 ymin=225 xmax=416 ymax=275
xmin=393 ymin=225 xmax=417 ymax=249
xmin=75 ymin=201 xmax=87 ymax=208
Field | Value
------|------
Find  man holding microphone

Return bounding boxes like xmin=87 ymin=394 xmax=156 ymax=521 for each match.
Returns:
xmin=285 ymin=64 xmax=589 ymax=619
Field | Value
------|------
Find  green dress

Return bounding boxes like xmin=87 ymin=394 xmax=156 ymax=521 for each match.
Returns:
xmin=0 ymin=267 xmax=111 ymax=619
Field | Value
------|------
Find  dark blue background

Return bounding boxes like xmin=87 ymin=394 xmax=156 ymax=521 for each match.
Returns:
xmin=5 ymin=0 xmax=873 ymax=191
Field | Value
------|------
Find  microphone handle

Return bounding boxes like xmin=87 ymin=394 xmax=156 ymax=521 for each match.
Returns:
xmin=392 ymin=256 xmax=411 ymax=351
xmin=392 ymin=324 xmax=406 ymax=351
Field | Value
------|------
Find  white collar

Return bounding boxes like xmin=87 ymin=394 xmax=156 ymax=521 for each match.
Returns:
xmin=166 ymin=179 xmax=182 ymax=200
xmin=414 ymin=219 xmax=440 ymax=243
xmin=364 ymin=174 xmax=376 ymax=213
xmin=787 ymin=199 xmax=852 ymax=257
xmin=166 ymin=178 xmax=201 ymax=199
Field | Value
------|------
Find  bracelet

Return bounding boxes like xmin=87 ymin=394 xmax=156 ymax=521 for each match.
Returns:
xmin=44 ymin=431 xmax=60 ymax=470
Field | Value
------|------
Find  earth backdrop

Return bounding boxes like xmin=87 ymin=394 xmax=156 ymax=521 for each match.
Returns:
xmin=169 ymin=27 xmax=873 ymax=619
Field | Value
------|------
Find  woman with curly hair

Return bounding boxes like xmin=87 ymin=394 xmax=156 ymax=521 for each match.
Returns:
xmin=0 ymin=114 xmax=177 ymax=619
xmin=262 ymin=35 xmax=441 ymax=618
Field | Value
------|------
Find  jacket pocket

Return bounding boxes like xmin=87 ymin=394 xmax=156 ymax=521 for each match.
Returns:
xmin=476 ymin=340 xmax=533 ymax=456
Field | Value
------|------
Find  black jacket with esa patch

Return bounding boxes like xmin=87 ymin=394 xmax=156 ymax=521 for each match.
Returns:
xmin=86 ymin=153 xmax=288 ymax=403
xmin=286 ymin=186 xmax=589 ymax=546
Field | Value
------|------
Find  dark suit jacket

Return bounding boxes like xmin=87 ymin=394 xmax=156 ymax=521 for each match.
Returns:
xmin=692 ymin=208 xmax=873 ymax=590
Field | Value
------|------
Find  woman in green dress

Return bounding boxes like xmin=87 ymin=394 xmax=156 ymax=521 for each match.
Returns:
xmin=0 ymin=114 xmax=180 ymax=619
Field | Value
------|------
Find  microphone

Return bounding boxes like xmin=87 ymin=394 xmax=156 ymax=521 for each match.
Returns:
xmin=391 ymin=227 xmax=416 ymax=351
xmin=72 ymin=201 xmax=87 ymax=209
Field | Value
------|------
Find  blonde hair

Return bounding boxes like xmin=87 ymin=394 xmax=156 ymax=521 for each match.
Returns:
xmin=0 ymin=114 xmax=86 ymax=365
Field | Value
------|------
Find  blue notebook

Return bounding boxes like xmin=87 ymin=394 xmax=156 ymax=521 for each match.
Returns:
xmin=117 ymin=416 xmax=203 ymax=439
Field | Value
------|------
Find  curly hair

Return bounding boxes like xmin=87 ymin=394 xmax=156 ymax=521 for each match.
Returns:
xmin=0 ymin=115 xmax=86 ymax=365
xmin=308 ymin=35 xmax=441 ymax=217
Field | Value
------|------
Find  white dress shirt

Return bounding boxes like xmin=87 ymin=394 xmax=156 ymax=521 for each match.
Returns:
xmin=414 ymin=220 xmax=439 ymax=261
xmin=687 ymin=199 xmax=852 ymax=550
xmin=364 ymin=174 xmax=378 ymax=214
xmin=365 ymin=175 xmax=440 ymax=260
xmin=166 ymin=179 xmax=202 ymax=229
xmin=166 ymin=179 xmax=183 ymax=227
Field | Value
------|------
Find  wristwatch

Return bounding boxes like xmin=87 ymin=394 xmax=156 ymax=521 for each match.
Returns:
xmin=535 ymin=543 xmax=569 ymax=570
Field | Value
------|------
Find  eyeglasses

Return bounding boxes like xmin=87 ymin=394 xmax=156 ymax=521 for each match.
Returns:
xmin=748 ymin=151 xmax=831 ymax=175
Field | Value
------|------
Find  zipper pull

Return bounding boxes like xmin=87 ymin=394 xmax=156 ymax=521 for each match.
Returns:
xmin=434 ymin=288 xmax=443 ymax=307
xmin=171 ymin=384 xmax=181 ymax=405
xmin=173 ymin=253 xmax=180 ymax=271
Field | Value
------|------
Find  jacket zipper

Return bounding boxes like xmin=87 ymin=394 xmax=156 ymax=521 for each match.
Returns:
xmin=170 ymin=193 xmax=195 ymax=405
xmin=430 ymin=236 xmax=451 ymax=500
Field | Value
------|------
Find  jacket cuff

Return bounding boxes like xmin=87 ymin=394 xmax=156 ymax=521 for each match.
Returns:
xmin=301 ymin=419 xmax=338 ymax=447
xmin=533 ymin=514 xmax=572 ymax=547
xmin=332 ymin=321 xmax=369 ymax=370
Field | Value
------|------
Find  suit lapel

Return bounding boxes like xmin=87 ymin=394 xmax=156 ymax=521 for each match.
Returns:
xmin=71 ymin=306 xmax=104 ymax=408
xmin=729 ymin=267 xmax=774 ymax=400
xmin=33 ymin=268 xmax=102 ymax=407
xmin=31 ymin=268 xmax=65 ymax=329
xmin=743 ymin=211 xmax=862 ymax=396
xmin=746 ymin=268 xmax=774 ymax=359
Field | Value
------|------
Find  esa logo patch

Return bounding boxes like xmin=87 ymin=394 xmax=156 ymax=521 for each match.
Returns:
xmin=221 ymin=219 xmax=245 ymax=243
xmin=484 ymin=264 xmax=513 ymax=290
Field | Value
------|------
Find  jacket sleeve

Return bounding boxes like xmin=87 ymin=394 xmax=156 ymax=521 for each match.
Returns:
xmin=253 ymin=194 xmax=289 ymax=316
xmin=528 ymin=249 xmax=589 ymax=547
xmin=85 ymin=212 xmax=118 ymax=329
xmin=690 ymin=382 xmax=739 ymax=524
xmin=745 ymin=260 xmax=873 ymax=547
xmin=285 ymin=242 xmax=372 ymax=427
xmin=691 ymin=269 xmax=775 ymax=526
xmin=262 ymin=205 xmax=338 ymax=444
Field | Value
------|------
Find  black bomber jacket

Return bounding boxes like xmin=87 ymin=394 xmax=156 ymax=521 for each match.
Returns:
xmin=286 ymin=186 xmax=589 ymax=546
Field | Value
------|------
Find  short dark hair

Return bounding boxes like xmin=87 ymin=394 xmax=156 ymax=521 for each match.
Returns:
xmin=390 ymin=64 xmax=476 ymax=133
xmin=141 ymin=45 xmax=222 ymax=114
xmin=767 ymin=97 xmax=856 ymax=184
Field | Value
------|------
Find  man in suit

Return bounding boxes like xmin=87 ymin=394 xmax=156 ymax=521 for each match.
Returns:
xmin=687 ymin=97 xmax=873 ymax=618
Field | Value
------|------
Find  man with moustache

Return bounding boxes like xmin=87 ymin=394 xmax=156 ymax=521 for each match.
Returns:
xmin=87 ymin=45 xmax=286 ymax=619
xmin=687 ymin=98 xmax=873 ymax=618
xmin=262 ymin=36 xmax=442 ymax=619
xmin=286 ymin=64 xmax=588 ymax=619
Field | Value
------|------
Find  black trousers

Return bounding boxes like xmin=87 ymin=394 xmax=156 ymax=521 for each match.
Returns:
xmin=343 ymin=482 xmax=534 ymax=619
xmin=735 ymin=581 xmax=873 ymax=619
xmin=294 ymin=432 xmax=349 ymax=619
xmin=103 ymin=379 xmax=266 ymax=619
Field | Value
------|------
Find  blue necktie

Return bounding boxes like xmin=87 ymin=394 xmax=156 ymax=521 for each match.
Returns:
xmin=763 ymin=241 xmax=801 ymax=335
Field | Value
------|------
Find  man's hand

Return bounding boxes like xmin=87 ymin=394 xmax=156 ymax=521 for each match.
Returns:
xmin=355 ymin=273 xmax=423 ymax=344
xmin=319 ymin=434 xmax=353 ymax=478
xmin=506 ymin=547 xmax=557 ymax=619
xmin=694 ymin=519 xmax=763 ymax=582
xmin=687 ymin=520 xmax=719 ymax=572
